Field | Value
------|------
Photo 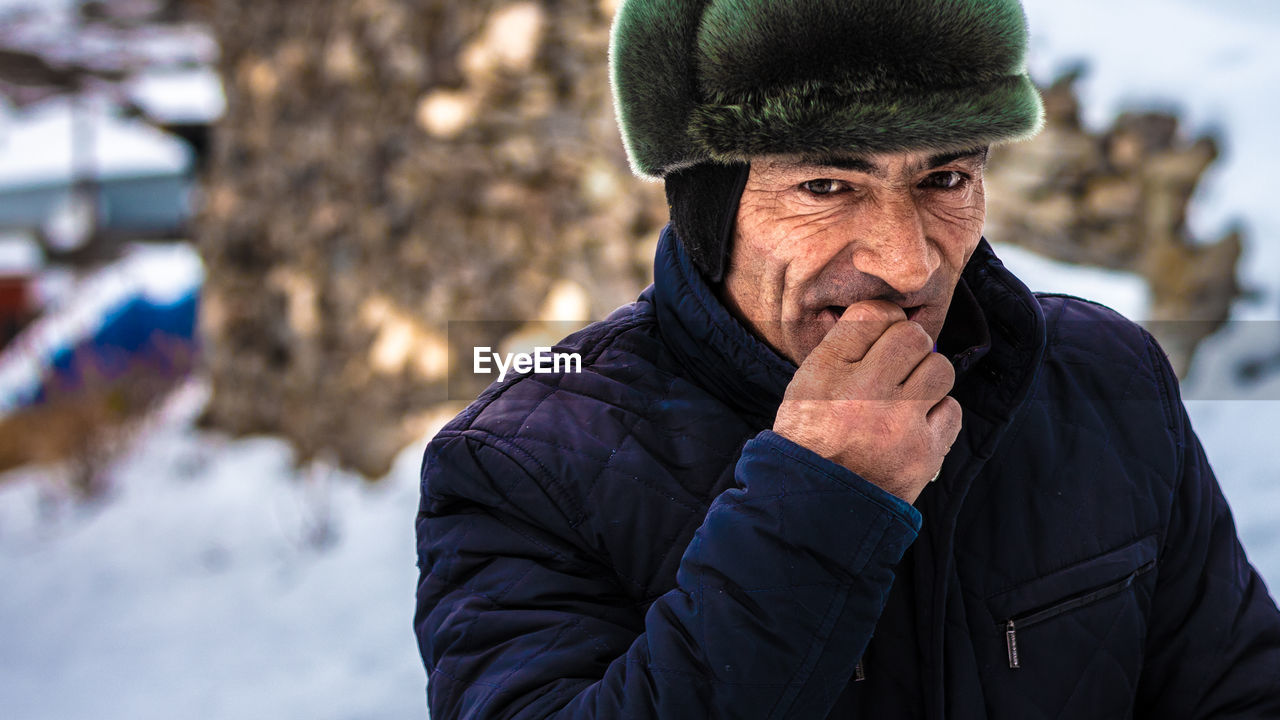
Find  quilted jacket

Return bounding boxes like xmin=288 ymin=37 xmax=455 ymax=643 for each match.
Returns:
xmin=415 ymin=226 xmax=1280 ymax=719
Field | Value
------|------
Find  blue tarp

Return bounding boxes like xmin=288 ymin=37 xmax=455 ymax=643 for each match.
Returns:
xmin=36 ymin=289 xmax=199 ymax=402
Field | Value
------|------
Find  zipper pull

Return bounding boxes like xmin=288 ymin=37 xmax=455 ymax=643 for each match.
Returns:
xmin=1006 ymin=620 xmax=1020 ymax=669
xmin=854 ymin=659 xmax=866 ymax=682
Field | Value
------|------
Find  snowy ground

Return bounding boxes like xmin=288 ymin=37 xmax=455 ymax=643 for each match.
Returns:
xmin=1 ymin=2 xmax=1279 ymax=719
xmin=0 ymin=383 xmax=432 ymax=719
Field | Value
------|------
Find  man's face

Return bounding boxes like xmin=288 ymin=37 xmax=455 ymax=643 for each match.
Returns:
xmin=719 ymin=148 xmax=988 ymax=365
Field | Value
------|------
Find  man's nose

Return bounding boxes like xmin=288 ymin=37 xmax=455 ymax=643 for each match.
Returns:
xmin=848 ymin=196 xmax=938 ymax=295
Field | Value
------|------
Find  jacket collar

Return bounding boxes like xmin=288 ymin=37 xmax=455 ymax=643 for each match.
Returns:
xmin=948 ymin=239 xmax=1047 ymax=458
xmin=651 ymin=224 xmax=1046 ymax=435
xmin=653 ymin=224 xmax=796 ymax=422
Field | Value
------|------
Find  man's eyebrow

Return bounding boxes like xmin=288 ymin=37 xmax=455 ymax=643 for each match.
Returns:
xmin=780 ymin=155 xmax=886 ymax=178
xmin=922 ymin=147 xmax=989 ymax=169
xmin=775 ymin=147 xmax=988 ymax=177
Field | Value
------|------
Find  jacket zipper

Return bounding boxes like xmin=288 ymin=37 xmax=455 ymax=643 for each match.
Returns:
xmin=1003 ymin=559 xmax=1156 ymax=669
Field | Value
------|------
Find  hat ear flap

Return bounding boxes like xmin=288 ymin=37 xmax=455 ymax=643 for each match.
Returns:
xmin=665 ymin=162 xmax=751 ymax=283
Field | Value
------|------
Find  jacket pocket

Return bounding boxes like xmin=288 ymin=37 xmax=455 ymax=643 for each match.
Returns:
xmin=986 ymin=534 xmax=1158 ymax=669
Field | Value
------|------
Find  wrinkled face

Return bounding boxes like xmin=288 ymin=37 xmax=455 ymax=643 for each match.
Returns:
xmin=719 ymin=148 xmax=988 ymax=365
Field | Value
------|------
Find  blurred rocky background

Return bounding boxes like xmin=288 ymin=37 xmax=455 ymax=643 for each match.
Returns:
xmin=985 ymin=68 xmax=1242 ymax=377
xmin=197 ymin=0 xmax=667 ymax=477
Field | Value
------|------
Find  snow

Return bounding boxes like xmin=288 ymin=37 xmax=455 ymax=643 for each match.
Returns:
xmin=0 ymin=0 xmax=73 ymax=18
xmin=0 ymin=382 xmax=430 ymax=720
xmin=0 ymin=0 xmax=219 ymax=189
xmin=0 ymin=231 xmax=42 ymax=274
xmin=0 ymin=96 xmax=193 ymax=189
xmin=0 ymin=1 xmax=217 ymax=71
xmin=0 ymin=242 xmax=202 ymax=413
xmin=989 ymin=242 xmax=1151 ymax=321
xmin=0 ymin=3 xmax=1278 ymax=720
xmin=127 ymin=67 xmax=226 ymax=124
xmin=1021 ymin=0 xmax=1280 ymax=319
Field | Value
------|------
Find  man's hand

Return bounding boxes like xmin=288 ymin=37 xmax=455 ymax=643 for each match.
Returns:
xmin=774 ymin=300 xmax=962 ymax=504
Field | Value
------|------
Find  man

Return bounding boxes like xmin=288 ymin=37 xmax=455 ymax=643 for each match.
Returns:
xmin=414 ymin=0 xmax=1280 ymax=717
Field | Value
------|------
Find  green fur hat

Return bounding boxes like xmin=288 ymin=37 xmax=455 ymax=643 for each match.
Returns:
xmin=610 ymin=0 xmax=1045 ymax=180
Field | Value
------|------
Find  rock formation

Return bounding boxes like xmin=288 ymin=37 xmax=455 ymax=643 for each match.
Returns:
xmin=985 ymin=70 xmax=1241 ymax=377
xmin=197 ymin=0 xmax=666 ymax=476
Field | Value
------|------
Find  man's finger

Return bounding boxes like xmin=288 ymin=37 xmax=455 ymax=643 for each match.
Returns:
xmin=902 ymin=351 xmax=956 ymax=401
xmin=927 ymin=395 xmax=963 ymax=450
xmin=861 ymin=320 xmax=936 ymax=384
xmin=816 ymin=300 xmax=906 ymax=364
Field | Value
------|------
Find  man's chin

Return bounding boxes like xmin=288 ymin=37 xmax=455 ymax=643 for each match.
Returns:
xmin=908 ymin=305 xmax=942 ymax=344
xmin=782 ymin=317 xmax=838 ymax=366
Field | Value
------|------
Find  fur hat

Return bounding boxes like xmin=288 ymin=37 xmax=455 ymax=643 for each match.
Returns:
xmin=610 ymin=0 xmax=1044 ymax=180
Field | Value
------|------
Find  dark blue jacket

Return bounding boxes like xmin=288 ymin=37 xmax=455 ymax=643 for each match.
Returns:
xmin=415 ymin=227 xmax=1280 ymax=719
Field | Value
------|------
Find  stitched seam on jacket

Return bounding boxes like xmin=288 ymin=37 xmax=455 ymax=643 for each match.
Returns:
xmin=1050 ymin=605 xmax=1133 ymax=720
xmin=426 ymin=662 xmax=501 ymax=689
xmin=430 ymin=572 xmax=620 ymax=664
xmin=766 ymin=510 xmax=889 ymax=717
xmin=485 ymin=615 xmax=586 ymax=709
xmin=508 ymin=402 xmax=706 ymax=594
xmin=766 ymin=583 xmax=853 ymax=719
xmin=469 ymin=377 xmax=735 ymax=594
xmin=507 ymin=378 xmax=647 ymax=456
xmin=520 ymin=371 xmax=655 ymax=418
xmin=514 ymin=377 xmax=728 ymax=464
xmin=983 ymin=531 xmax=1160 ymax=600
xmin=433 ymin=429 xmax=610 ymax=578
xmin=1141 ymin=328 xmax=1186 ymax=593
xmin=641 ymin=374 xmax=726 ymax=598
xmin=514 ymin=433 xmax=705 ymax=518
xmin=464 ymin=428 xmax=589 ymax=528
xmin=1141 ymin=329 xmax=1182 ymax=447
xmin=452 ymin=311 xmax=651 ymax=430
xmin=1034 ymin=406 xmax=1171 ymax=482
xmin=629 ymin=657 xmax=793 ymax=686
xmin=768 ymin=507 xmax=890 ymax=712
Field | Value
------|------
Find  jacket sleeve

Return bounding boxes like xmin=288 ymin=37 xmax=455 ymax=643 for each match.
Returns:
xmin=1134 ymin=345 xmax=1280 ymax=717
xmin=415 ymin=428 xmax=921 ymax=719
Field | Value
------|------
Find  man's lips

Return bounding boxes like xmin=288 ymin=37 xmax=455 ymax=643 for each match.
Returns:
xmin=823 ymin=304 xmax=926 ymax=322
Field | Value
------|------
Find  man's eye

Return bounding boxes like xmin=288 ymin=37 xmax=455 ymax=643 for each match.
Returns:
xmin=921 ymin=171 xmax=967 ymax=190
xmin=800 ymin=179 xmax=843 ymax=195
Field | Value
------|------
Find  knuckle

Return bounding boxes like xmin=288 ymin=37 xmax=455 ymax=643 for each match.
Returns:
xmin=928 ymin=352 xmax=956 ymax=384
xmin=941 ymin=397 xmax=963 ymax=431
xmin=906 ymin=354 xmax=954 ymax=399
xmin=880 ymin=320 xmax=921 ymax=353
xmin=889 ymin=321 xmax=933 ymax=356
xmin=840 ymin=303 xmax=881 ymax=325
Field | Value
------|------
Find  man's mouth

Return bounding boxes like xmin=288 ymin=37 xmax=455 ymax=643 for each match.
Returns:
xmin=824 ymin=304 xmax=926 ymax=322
